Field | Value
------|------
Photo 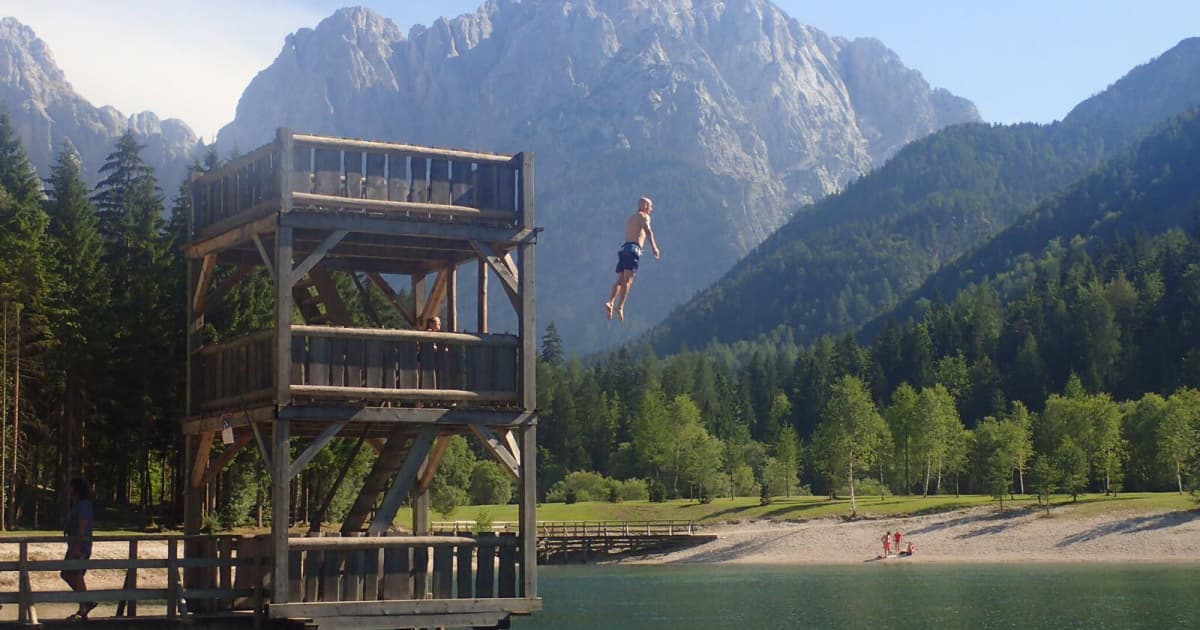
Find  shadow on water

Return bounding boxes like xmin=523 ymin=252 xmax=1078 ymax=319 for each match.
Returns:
xmin=1056 ymin=510 xmax=1200 ymax=547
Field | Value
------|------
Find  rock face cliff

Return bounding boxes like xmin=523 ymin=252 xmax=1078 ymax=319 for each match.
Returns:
xmin=218 ymin=0 xmax=978 ymax=351
xmin=0 ymin=17 xmax=197 ymax=193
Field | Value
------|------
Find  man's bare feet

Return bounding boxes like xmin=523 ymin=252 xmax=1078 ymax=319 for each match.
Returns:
xmin=605 ymin=302 xmax=614 ymax=320
xmin=617 ymin=306 xmax=625 ymax=322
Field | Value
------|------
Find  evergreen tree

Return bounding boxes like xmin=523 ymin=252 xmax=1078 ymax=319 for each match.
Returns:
xmin=540 ymin=323 xmax=564 ymax=367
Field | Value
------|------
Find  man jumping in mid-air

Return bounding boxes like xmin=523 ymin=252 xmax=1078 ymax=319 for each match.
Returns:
xmin=605 ymin=197 xmax=661 ymax=322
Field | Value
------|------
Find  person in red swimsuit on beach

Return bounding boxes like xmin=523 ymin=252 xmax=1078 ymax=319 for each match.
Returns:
xmin=882 ymin=531 xmax=892 ymax=556
xmin=894 ymin=530 xmax=902 ymax=553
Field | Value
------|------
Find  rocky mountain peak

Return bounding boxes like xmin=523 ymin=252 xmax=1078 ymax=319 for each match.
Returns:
xmin=0 ymin=16 xmax=199 ymax=191
xmin=216 ymin=0 xmax=978 ymax=350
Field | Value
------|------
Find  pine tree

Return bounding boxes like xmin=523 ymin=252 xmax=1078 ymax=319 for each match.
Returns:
xmin=43 ymin=144 xmax=107 ymax=511
xmin=540 ymin=323 xmax=564 ymax=367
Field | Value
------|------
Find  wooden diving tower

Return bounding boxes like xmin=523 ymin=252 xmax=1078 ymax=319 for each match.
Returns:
xmin=183 ymin=129 xmax=539 ymax=629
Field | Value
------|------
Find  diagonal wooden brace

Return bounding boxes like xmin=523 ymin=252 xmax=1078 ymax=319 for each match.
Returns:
xmin=365 ymin=272 xmax=416 ymax=326
xmin=291 ymin=230 xmax=348 ymax=283
xmin=288 ymin=421 xmax=348 ymax=479
xmin=416 ymin=433 xmax=454 ymax=494
xmin=470 ymin=425 xmax=520 ymax=480
xmin=201 ymin=431 xmax=255 ymax=487
xmin=470 ymin=241 xmax=520 ymax=311
xmin=367 ymin=428 xmax=439 ymax=535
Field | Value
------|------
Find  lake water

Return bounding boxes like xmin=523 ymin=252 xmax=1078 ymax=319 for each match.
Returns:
xmin=510 ymin=564 xmax=1200 ymax=629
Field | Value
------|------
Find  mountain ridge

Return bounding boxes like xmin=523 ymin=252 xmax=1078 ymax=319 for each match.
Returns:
xmin=216 ymin=0 xmax=978 ymax=350
xmin=0 ymin=16 xmax=199 ymax=191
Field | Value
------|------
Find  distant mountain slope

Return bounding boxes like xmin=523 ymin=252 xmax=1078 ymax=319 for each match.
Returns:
xmin=216 ymin=1 xmax=977 ymax=350
xmin=0 ymin=17 xmax=198 ymax=191
xmin=645 ymin=37 xmax=1200 ymax=354
xmin=869 ymin=106 xmax=1200 ymax=335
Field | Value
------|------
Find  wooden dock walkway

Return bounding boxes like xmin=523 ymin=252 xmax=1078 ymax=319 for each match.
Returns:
xmin=431 ymin=521 xmax=718 ymax=564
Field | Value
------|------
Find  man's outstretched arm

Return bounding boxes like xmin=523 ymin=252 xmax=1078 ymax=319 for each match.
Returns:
xmin=645 ymin=216 xmax=661 ymax=259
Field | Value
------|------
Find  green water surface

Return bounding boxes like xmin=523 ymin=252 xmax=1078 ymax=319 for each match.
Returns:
xmin=511 ymin=563 xmax=1200 ymax=629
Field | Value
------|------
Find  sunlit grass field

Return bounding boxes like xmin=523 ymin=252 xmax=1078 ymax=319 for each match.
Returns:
xmin=2 ymin=492 xmax=1192 ymax=537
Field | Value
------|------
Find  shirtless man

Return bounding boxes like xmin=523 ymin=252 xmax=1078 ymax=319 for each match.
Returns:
xmin=605 ymin=197 xmax=661 ymax=321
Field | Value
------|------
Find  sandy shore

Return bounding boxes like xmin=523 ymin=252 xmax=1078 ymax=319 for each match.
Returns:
xmin=626 ymin=505 xmax=1200 ymax=565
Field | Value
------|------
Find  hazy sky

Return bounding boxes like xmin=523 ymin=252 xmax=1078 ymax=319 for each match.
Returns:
xmin=5 ymin=1 xmax=1197 ymax=139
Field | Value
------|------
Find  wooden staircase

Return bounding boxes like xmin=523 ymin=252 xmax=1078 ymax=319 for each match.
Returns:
xmin=340 ymin=426 xmax=412 ymax=534
xmin=292 ymin=268 xmax=353 ymax=326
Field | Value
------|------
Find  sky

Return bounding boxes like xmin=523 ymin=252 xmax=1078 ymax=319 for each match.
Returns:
xmin=4 ymin=1 xmax=1198 ymax=140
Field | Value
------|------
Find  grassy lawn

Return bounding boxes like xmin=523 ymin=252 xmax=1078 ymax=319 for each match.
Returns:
xmin=406 ymin=491 xmax=1200 ymax=527
xmin=3 ymin=492 xmax=1192 ymax=537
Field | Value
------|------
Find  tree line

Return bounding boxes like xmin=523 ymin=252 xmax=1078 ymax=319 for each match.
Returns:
xmin=538 ymin=225 xmax=1200 ymax=509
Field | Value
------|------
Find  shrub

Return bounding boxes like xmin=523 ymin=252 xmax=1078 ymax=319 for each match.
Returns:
xmin=469 ymin=461 xmax=513 ymax=505
xmin=612 ymin=478 xmax=649 ymax=502
xmin=546 ymin=471 xmax=611 ymax=503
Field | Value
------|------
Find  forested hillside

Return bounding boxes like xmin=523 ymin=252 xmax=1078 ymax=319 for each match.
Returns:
xmin=646 ymin=38 xmax=1200 ymax=354
xmin=534 ymin=108 xmax=1200 ymax=503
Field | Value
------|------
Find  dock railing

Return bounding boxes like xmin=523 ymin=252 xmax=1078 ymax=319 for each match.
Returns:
xmin=431 ymin=520 xmax=699 ymax=537
xmin=0 ymin=534 xmax=267 ymax=625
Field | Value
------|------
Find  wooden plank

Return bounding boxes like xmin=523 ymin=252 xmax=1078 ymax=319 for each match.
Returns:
xmin=191 ymin=254 xmax=217 ymax=317
xmin=345 ymin=150 xmax=364 ymax=199
xmin=346 ymin=336 xmax=365 ymax=388
xmin=166 ymin=539 xmax=178 ymax=620
xmin=278 ymin=406 xmax=534 ymax=427
xmin=314 ymin=148 xmax=342 ymax=196
xmin=367 ymin=428 xmax=439 ymax=535
xmin=365 ymin=272 xmax=416 ymax=326
xmin=365 ymin=339 xmax=384 ymax=388
xmin=271 ymin=200 xmax=294 ymax=603
xmin=381 ymin=535 xmax=411 ymax=600
xmin=288 ymin=421 xmax=348 ymax=479
xmin=397 ymin=343 xmax=418 ymax=389
xmin=432 ymin=544 xmax=454 ymax=599
xmin=289 ymin=325 xmax=518 ymax=346
xmin=383 ymin=341 xmax=399 ymax=389
xmin=329 ymin=336 xmax=348 ymax=388
xmin=470 ymin=426 xmax=520 ymax=479
xmin=411 ymin=543 xmax=428 ymax=600
xmin=363 ymin=546 xmax=381 ymax=601
xmin=475 ymin=534 xmax=496 ymax=599
xmin=408 ymin=157 xmax=429 ymax=203
xmin=200 ymin=431 xmax=254 ymax=486
xmin=288 ymin=548 xmax=303 ymax=605
xmin=219 ymin=536 xmax=234 ymax=610
xmin=497 ymin=533 xmax=517 ymax=598
xmin=303 ymin=546 xmax=322 ymax=603
xmin=291 ymin=385 xmax=518 ymax=402
xmin=518 ymin=152 xmax=535 ymax=227
xmin=470 ymin=241 xmax=520 ymax=311
xmin=310 ymin=267 xmax=355 ymax=327
xmin=456 ymin=542 xmax=473 ymax=598
xmin=321 ymin=549 xmax=342 ymax=602
xmin=308 ymin=336 xmax=331 ymax=386
xmin=343 ymin=546 xmax=366 ymax=602
xmin=497 ymin=165 xmax=516 ymax=212
xmin=478 ymin=260 xmax=489 ymax=332
xmin=476 ymin=163 xmax=498 ymax=210
xmin=280 ymin=212 xmax=534 ymax=245
xmin=365 ymin=151 xmax=387 ymax=200
xmin=291 ymin=145 xmax=312 ymax=193
xmin=519 ymin=424 xmax=537 ymax=598
xmin=451 ymin=161 xmax=474 ymax=207
xmin=518 ymin=238 xmax=536 ymax=412
xmin=186 ymin=213 xmax=278 ymax=259
xmin=416 ymin=434 xmax=452 ymax=494
xmin=292 ymin=230 xmax=348 ymax=281
xmin=291 ymin=335 xmax=306 ymax=386
xmin=190 ymin=432 xmax=216 ymax=490
xmin=496 ymin=346 xmax=518 ymax=393
xmin=386 ymin=152 xmax=409 ymax=202
xmin=429 ymin=159 xmax=451 ymax=205
xmin=292 ymin=134 xmax=513 ymax=164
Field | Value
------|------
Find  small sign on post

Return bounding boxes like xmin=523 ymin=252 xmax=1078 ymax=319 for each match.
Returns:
xmin=221 ymin=414 xmax=235 ymax=445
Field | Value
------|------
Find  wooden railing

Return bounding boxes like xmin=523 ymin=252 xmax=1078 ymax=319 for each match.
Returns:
xmin=431 ymin=520 xmax=699 ymax=537
xmin=190 ymin=131 xmax=527 ymax=236
xmin=191 ymin=144 xmax=279 ymax=236
xmin=193 ymin=330 xmax=276 ymax=412
xmin=283 ymin=533 xmax=522 ymax=606
xmin=0 ymin=534 xmax=267 ymax=625
xmin=289 ymin=326 xmax=520 ymax=404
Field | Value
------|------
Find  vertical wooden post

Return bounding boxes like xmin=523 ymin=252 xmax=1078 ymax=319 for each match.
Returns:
xmin=272 ymin=188 xmax=294 ymax=602
xmin=167 ymin=538 xmax=179 ymax=620
xmin=515 ymin=153 xmax=537 ymax=599
xmin=520 ymin=423 xmax=537 ymax=598
xmin=446 ymin=266 xmax=458 ymax=332
xmin=477 ymin=261 xmax=488 ymax=333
